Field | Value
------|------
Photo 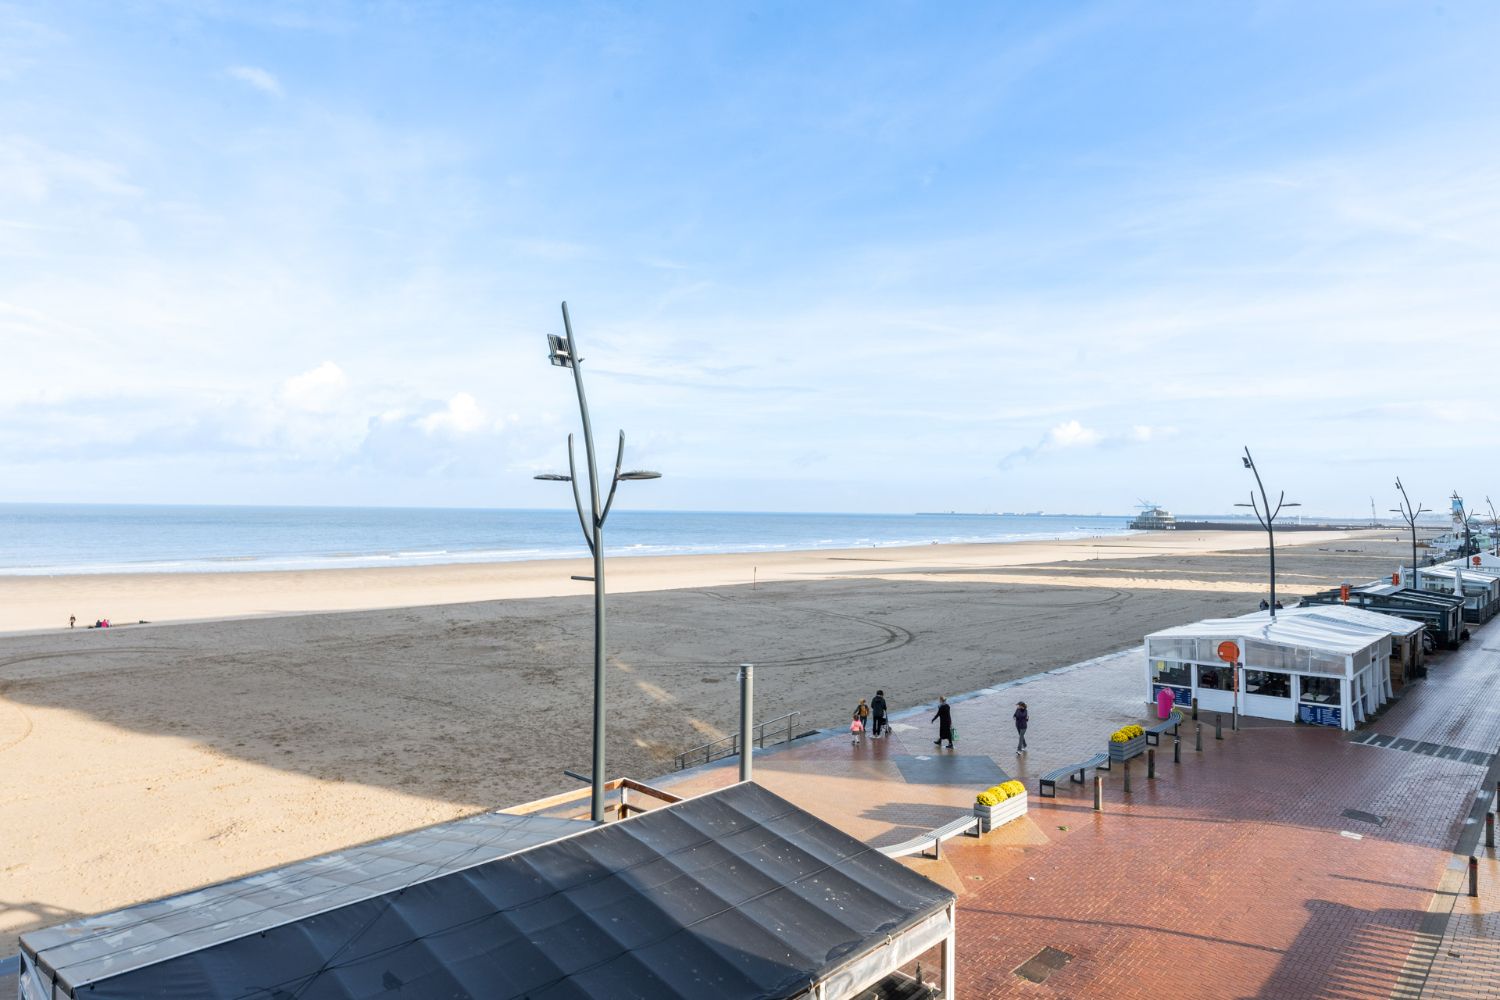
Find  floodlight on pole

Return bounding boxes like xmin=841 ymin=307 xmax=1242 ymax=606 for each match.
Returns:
xmin=534 ymin=301 xmax=660 ymax=824
xmin=1392 ymin=476 xmax=1429 ymax=586
xmin=1237 ymin=447 xmax=1299 ymax=618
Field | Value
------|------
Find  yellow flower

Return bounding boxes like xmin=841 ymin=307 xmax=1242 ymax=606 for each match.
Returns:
xmin=976 ymin=790 xmax=1002 ymax=806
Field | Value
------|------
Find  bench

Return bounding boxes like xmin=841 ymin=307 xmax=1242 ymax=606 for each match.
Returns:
xmin=878 ymin=814 xmax=982 ymax=859
xmin=1037 ymin=752 xmax=1110 ymax=798
xmin=1144 ymin=712 xmax=1183 ymax=747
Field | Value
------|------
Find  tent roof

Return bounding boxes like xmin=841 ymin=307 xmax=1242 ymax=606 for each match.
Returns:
xmin=1244 ymin=605 xmax=1424 ymax=637
xmin=1146 ymin=615 xmax=1380 ymax=656
xmin=21 ymin=809 xmax=589 ymax=994
xmin=23 ymin=783 xmax=953 ymax=1000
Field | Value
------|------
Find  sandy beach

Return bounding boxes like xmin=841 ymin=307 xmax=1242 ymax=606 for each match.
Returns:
xmin=0 ymin=528 xmax=1424 ymax=951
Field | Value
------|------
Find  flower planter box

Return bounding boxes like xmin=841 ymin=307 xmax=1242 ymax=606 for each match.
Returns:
xmin=1108 ymin=735 xmax=1147 ymax=761
xmin=973 ymin=792 xmax=1028 ymax=833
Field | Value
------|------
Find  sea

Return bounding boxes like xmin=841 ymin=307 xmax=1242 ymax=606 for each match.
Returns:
xmin=0 ymin=504 xmax=1135 ymax=576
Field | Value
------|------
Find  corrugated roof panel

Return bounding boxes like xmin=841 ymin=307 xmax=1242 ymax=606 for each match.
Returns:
xmin=23 ymin=784 xmax=952 ymax=1000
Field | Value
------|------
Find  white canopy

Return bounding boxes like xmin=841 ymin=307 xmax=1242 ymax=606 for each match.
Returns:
xmin=1146 ymin=615 xmax=1383 ymax=677
xmin=1245 ymin=604 xmax=1423 ymax=638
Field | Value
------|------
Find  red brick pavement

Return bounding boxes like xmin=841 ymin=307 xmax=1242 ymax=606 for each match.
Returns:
xmin=656 ymin=622 xmax=1500 ymax=998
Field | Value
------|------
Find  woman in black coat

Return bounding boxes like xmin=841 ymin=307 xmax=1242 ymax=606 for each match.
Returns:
xmin=931 ymin=696 xmax=953 ymax=749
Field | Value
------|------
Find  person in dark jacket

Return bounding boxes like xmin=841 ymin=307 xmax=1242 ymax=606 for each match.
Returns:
xmin=1014 ymin=701 xmax=1029 ymax=755
xmin=870 ymin=690 xmax=888 ymax=738
xmin=931 ymin=696 xmax=953 ymax=749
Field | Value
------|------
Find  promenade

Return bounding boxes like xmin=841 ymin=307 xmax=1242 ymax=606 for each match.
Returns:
xmin=657 ymin=626 xmax=1500 ymax=998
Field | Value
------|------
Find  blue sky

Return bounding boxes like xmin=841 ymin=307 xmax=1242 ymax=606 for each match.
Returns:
xmin=3 ymin=1 xmax=1499 ymax=516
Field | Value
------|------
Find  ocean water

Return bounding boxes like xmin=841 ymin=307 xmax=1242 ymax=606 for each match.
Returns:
xmin=0 ymin=504 xmax=1134 ymax=576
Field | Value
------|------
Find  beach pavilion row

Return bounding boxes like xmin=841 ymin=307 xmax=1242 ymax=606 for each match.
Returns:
xmin=1144 ymin=605 xmax=1422 ymax=731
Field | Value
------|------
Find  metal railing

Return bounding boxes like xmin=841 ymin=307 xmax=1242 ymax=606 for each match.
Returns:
xmin=674 ymin=712 xmax=803 ymax=771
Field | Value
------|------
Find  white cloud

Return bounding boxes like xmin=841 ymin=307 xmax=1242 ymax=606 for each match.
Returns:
xmin=418 ymin=392 xmax=487 ymax=435
xmin=281 ymin=361 xmax=347 ymax=412
xmin=227 ymin=65 xmax=284 ymax=97
xmin=1047 ymin=420 xmax=1099 ymax=448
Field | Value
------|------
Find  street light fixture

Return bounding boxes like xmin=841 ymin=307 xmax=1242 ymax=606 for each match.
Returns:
xmin=1390 ymin=477 xmax=1429 ymax=586
xmin=1235 ymin=446 xmax=1300 ymax=619
xmin=1482 ymin=497 xmax=1494 ymax=560
xmin=534 ymin=301 xmax=660 ymax=824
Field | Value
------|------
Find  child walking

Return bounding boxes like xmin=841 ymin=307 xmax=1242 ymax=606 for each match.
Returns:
xmin=851 ymin=699 xmax=870 ymax=745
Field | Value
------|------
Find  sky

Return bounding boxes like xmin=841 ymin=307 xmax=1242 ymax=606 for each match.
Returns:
xmin=3 ymin=1 xmax=1499 ymax=517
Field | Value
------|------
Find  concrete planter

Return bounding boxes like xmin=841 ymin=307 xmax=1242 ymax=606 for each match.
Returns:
xmin=1108 ymin=735 xmax=1147 ymax=761
xmin=973 ymin=792 xmax=1028 ymax=833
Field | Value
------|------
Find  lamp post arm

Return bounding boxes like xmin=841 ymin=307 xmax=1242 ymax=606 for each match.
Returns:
xmin=565 ymin=435 xmax=595 ymax=555
xmin=1246 ymin=493 xmax=1270 ymax=531
xmin=561 ymin=302 xmax=604 ymax=526
xmin=600 ymin=431 xmax=626 ymax=525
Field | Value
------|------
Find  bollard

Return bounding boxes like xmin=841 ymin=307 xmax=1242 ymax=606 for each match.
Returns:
xmin=1093 ymin=775 xmax=1103 ymax=812
xmin=1148 ymin=748 xmax=1156 ymax=779
xmin=1215 ymin=714 xmax=1223 ymax=741
xmin=1123 ymin=760 xmax=1132 ymax=794
xmin=1191 ymin=697 xmax=1199 ymax=720
xmin=1173 ymin=734 xmax=1181 ymax=764
xmin=1471 ymin=856 xmax=1480 ymax=898
xmin=1488 ymin=812 xmax=1495 ymax=850
xmin=1195 ymin=724 xmax=1203 ymax=752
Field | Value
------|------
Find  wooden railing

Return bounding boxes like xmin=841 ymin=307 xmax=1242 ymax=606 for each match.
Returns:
xmin=502 ymin=777 xmax=684 ymax=822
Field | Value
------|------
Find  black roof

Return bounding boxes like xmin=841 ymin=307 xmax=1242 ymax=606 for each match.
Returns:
xmin=22 ymin=783 xmax=953 ymax=1000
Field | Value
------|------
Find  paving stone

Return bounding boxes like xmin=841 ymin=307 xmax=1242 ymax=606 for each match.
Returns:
xmin=655 ymin=616 xmax=1500 ymax=997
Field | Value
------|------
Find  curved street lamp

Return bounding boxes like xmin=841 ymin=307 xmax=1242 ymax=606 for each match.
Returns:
xmin=1391 ymin=477 xmax=1429 ymax=585
xmin=1488 ymin=496 xmax=1498 ymax=557
xmin=534 ymin=302 xmax=660 ymax=824
xmin=1235 ymin=447 xmax=1299 ymax=619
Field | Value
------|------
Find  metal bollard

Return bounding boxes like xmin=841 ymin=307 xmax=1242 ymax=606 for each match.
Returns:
xmin=1148 ymin=748 xmax=1156 ymax=779
xmin=1195 ymin=724 xmax=1203 ymax=752
xmin=1093 ymin=775 xmax=1103 ymax=811
xmin=1123 ymin=760 xmax=1131 ymax=794
xmin=1471 ymin=856 xmax=1480 ymax=897
xmin=1191 ymin=697 xmax=1199 ymax=720
xmin=1488 ymin=812 xmax=1495 ymax=850
xmin=1173 ymin=734 xmax=1181 ymax=764
xmin=1215 ymin=714 xmax=1223 ymax=741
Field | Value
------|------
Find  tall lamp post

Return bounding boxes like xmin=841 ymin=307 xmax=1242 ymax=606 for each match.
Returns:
xmin=1391 ymin=477 xmax=1429 ymax=585
xmin=535 ymin=302 xmax=660 ymax=824
xmin=1236 ymin=447 xmax=1300 ymax=619
xmin=1487 ymin=497 xmax=1498 ymax=557
xmin=1452 ymin=492 xmax=1474 ymax=560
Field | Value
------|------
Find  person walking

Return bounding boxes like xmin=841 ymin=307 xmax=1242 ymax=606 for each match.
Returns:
xmin=870 ymin=690 xmax=888 ymax=738
xmin=1014 ymin=701 xmax=1029 ymax=755
xmin=68 ymin=615 xmax=75 ymax=629
xmin=931 ymin=696 xmax=953 ymax=749
xmin=850 ymin=701 xmax=867 ymax=745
